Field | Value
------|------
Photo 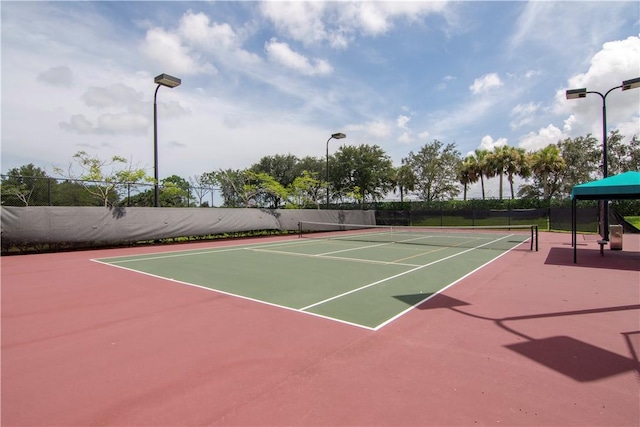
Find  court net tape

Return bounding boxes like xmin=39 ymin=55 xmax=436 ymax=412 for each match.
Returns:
xmin=298 ymin=221 xmax=538 ymax=251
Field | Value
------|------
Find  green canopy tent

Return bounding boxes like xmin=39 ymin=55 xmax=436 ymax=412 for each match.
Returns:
xmin=571 ymin=171 xmax=640 ymax=263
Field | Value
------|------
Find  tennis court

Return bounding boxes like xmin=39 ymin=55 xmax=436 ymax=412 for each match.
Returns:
xmin=94 ymin=223 xmax=538 ymax=329
xmin=3 ymin=230 xmax=639 ymax=426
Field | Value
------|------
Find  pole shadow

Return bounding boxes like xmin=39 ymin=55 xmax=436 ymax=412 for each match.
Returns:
xmin=414 ymin=293 xmax=639 ymax=382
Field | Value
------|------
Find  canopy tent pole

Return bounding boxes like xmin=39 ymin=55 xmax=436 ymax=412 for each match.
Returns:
xmin=573 ymin=198 xmax=577 ymax=263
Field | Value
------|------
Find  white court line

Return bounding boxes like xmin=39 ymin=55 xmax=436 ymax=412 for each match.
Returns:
xmin=92 ymin=238 xmax=316 ymax=264
xmin=247 ymin=247 xmax=421 ymax=267
xmin=374 ymin=237 xmax=529 ymax=330
xmin=316 ymin=242 xmax=392 ymax=256
xmin=299 ymin=233 xmax=515 ymax=312
xmin=93 ymin=259 xmax=377 ymax=331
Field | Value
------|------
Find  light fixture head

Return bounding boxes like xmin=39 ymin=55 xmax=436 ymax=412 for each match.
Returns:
xmin=154 ymin=73 xmax=181 ymax=88
xmin=331 ymin=132 xmax=346 ymax=139
xmin=566 ymin=88 xmax=587 ymax=100
xmin=621 ymin=77 xmax=640 ymax=91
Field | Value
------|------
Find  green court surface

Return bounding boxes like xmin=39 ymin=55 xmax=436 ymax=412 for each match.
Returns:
xmin=94 ymin=230 xmax=533 ymax=330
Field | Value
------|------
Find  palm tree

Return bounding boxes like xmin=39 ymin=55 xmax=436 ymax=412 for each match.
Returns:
xmin=503 ymin=146 xmax=530 ymax=199
xmin=474 ymin=149 xmax=492 ymax=200
xmin=486 ymin=146 xmax=509 ymax=200
xmin=458 ymin=156 xmax=480 ymax=201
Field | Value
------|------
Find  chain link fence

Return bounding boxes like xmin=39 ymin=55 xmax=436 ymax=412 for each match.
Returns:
xmin=0 ymin=175 xmax=220 ymax=207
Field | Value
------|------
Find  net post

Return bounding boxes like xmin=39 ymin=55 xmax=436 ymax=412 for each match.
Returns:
xmin=530 ymin=225 xmax=533 ymax=251
xmin=298 ymin=221 xmax=302 ymax=238
xmin=535 ymin=225 xmax=538 ymax=251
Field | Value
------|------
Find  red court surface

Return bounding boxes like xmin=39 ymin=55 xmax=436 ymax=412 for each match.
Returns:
xmin=2 ymin=232 xmax=639 ymax=426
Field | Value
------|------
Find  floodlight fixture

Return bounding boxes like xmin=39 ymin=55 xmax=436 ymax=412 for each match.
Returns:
xmin=565 ymin=88 xmax=587 ymax=99
xmin=621 ymin=77 xmax=640 ymax=91
xmin=154 ymin=73 xmax=182 ymax=88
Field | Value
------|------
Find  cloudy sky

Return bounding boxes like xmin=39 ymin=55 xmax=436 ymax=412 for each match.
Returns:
xmin=2 ymin=1 xmax=639 ymax=198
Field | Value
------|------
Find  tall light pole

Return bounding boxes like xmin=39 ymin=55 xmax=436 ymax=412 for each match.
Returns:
xmin=566 ymin=76 xmax=640 ymax=241
xmin=153 ymin=73 xmax=181 ymax=207
xmin=326 ymin=132 xmax=346 ymax=209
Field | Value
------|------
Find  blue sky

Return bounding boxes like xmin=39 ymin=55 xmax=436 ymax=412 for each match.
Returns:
xmin=2 ymin=1 xmax=639 ymax=198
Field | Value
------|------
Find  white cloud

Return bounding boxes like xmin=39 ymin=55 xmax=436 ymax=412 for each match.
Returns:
xmin=59 ymin=114 xmax=94 ymax=134
xmin=469 ymin=73 xmax=503 ymax=95
xmin=518 ymin=124 xmax=567 ymax=151
xmin=265 ymin=38 xmax=333 ymax=76
xmin=59 ymin=81 xmax=188 ymax=136
xmin=478 ymin=135 xmax=508 ymax=151
xmin=396 ymin=115 xmax=410 ymax=130
xmin=348 ymin=2 xmax=391 ymax=35
xmin=397 ymin=132 xmax=413 ymax=144
xmin=140 ymin=26 xmax=217 ymax=75
xmin=510 ymin=102 xmax=540 ymax=130
xmin=346 ymin=120 xmax=392 ymax=139
xmin=82 ymin=84 xmax=144 ymax=109
xmin=436 ymin=75 xmax=456 ymax=91
xmin=59 ymin=112 xmax=148 ymax=136
xmin=563 ymin=115 xmax=576 ymax=133
xmin=260 ymin=2 xmax=330 ymax=46
xmin=342 ymin=1 xmax=449 ymax=36
xmin=176 ymin=10 xmax=262 ymax=68
xmin=509 ymin=2 xmax=634 ymax=59
xmin=96 ymin=113 xmax=148 ymax=135
xmin=178 ymin=11 xmax=240 ymax=51
xmin=366 ymin=120 xmax=392 ymax=138
xmin=260 ymin=1 xmax=451 ymax=48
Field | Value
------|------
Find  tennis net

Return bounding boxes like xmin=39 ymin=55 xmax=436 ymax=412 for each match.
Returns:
xmin=298 ymin=221 xmax=538 ymax=251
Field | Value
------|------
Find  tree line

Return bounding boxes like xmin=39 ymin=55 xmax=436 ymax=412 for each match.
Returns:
xmin=1 ymin=130 xmax=638 ymax=208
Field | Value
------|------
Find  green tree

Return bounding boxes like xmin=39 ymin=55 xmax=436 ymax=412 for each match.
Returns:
xmin=161 ymin=175 xmax=190 ymax=207
xmin=607 ymin=130 xmax=640 ymax=175
xmin=54 ymin=151 xmax=151 ymax=207
xmin=243 ymin=171 xmax=289 ymax=208
xmin=289 ymin=170 xmax=324 ymax=208
xmin=250 ymin=154 xmax=300 ymax=208
xmin=1 ymin=164 xmax=50 ymax=206
xmin=622 ymin=135 xmax=640 ymax=172
xmin=331 ymin=144 xmax=394 ymax=207
xmin=213 ymin=169 xmax=249 ymax=207
xmin=403 ymin=140 xmax=462 ymax=201
xmin=556 ymin=134 xmax=600 ymax=197
xmin=293 ymin=156 xmax=325 ymax=178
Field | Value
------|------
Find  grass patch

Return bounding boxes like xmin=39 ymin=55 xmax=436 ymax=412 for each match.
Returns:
xmin=626 ymin=216 xmax=640 ymax=228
